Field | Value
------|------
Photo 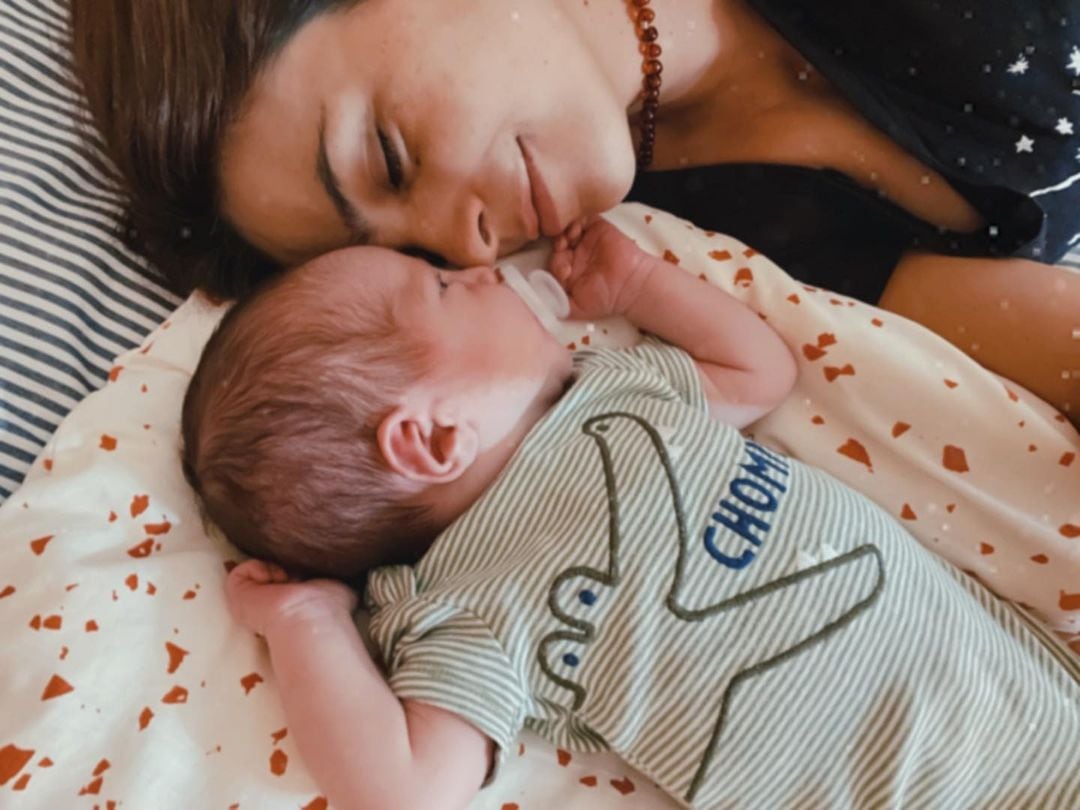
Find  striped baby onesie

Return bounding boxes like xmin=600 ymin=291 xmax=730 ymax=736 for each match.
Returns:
xmin=366 ymin=338 xmax=1080 ymax=809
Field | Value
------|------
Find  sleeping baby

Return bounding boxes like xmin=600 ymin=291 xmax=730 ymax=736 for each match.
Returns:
xmin=182 ymin=217 xmax=1079 ymax=810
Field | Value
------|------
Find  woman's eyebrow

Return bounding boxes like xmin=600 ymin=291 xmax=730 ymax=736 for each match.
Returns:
xmin=316 ymin=106 xmax=372 ymax=244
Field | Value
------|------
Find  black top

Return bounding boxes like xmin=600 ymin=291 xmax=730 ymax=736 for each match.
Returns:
xmin=627 ymin=0 xmax=1080 ymax=302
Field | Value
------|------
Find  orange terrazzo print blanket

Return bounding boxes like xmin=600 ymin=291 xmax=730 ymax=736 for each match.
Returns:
xmin=0 ymin=202 xmax=1075 ymax=809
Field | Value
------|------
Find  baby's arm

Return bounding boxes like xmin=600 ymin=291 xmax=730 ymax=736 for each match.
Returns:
xmin=226 ymin=560 xmax=490 ymax=810
xmin=552 ymin=218 xmax=797 ymax=427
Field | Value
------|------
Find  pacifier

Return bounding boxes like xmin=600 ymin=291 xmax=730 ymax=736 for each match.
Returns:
xmin=497 ymin=261 xmax=570 ymax=333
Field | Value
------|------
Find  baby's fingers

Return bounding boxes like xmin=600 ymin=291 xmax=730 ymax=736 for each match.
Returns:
xmin=549 ymin=248 xmax=574 ymax=283
xmin=230 ymin=558 xmax=287 ymax=585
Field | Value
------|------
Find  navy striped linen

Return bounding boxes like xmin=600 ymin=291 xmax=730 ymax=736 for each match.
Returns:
xmin=0 ymin=0 xmax=179 ymax=503
xmin=0 ymin=0 xmax=1078 ymax=505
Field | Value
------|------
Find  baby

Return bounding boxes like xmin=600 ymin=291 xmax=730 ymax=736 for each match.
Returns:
xmin=183 ymin=219 xmax=1079 ymax=810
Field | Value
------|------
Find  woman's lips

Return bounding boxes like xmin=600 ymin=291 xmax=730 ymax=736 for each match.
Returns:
xmin=518 ymin=137 xmax=562 ymax=238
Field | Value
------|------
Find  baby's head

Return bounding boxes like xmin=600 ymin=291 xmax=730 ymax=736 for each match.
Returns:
xmin=182 ymin=246 xmax=570 ymax=580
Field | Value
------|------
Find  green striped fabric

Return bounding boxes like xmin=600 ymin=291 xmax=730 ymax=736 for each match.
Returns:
xmin=367 ymin=338 xmax=1080 ymax=809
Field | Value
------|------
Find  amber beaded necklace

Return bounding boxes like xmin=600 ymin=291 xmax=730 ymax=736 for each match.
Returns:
xmin=626 ymin=0 xmax=662 ymax=168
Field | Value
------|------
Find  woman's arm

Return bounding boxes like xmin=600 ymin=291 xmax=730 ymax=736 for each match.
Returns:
xmin=227 ymin=561 xmax=491 ymax=810
xmin=880 ymin=252 xmax=1079 ymax=426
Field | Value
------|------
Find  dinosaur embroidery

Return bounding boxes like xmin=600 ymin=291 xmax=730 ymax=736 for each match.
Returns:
xmin=536 ymin=411 xmax=885 ymax=802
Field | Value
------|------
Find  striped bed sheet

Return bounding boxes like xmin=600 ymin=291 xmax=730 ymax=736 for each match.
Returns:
xmin=0 ymin=0 xmax=178 ymax=503
xmin=0 ymin=0 xmax=1077 ymax=506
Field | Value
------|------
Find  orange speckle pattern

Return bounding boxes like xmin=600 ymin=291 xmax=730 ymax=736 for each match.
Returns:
xmin=824 ymin=363 xmax=855 ymax=382
xmin=127 ymin=539 xmax=154 ymax=558
xmin=40 ymin=674 xmax=73 ymax=700
xmin=610 ymin=776 xmax=636 ymax=795
xmin=0 ymin=585 xmax=13 ymax=599
xmin=836 ymin=438 xmax=873 ymax=471
xmin=99 ymin=434 xmax=117 ymax=451
xmin=165 ymin=643 xmax=189 ymax=675
xmin=734 ymin=267 xmax=754 ymax=287
xmin=302 ymin=799 xmax=329 ymax=810
xmin=161 ymin=685 xmax=188 ymax=704
xmin=708 ymin=249 xmax=732 ymax=261
xmin=130 ymin=494 xmax=149 ymax=518
xmin=580 ymin=775 xmax=598 ymax=787
xmin=144 ymin=521 xmax=172 ymax=536
xmin=1060 ymin=452 xmax=1076 ymax=467
xmin=0 ymin=744 xmax=34 ymax=787
xmin=138 ymin=707 xmax=154 ymax=731
xmin=891 ymin=422 xmax=911 ymax=438
xmin=901 ymin=504 xmax=918 ymax=521
xmin=1060 ymin=591 xmax=1080 ymax=611
xmin=1060 ymin=524 xmax=1080 ymax=539
xmin=942 ymin=445 xmax=970 ymax=473
xmin=240 ymin=673 xmax=264 ymax=695
xmin=29 ymin=535 xmax=53 ymax=555
xmin=269 ymin=748 xmax=288 ymax=776
xmin=979 ymin=542 xmax=995 ymax=555
xmin=557 ymin=748 xmax=572 ymax=766
xmin=662 ymin=250 xmax=679 ymax=265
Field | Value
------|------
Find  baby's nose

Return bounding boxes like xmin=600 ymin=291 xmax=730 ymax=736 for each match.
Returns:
xmin=454 ymin=265 xmax=498 ymax=286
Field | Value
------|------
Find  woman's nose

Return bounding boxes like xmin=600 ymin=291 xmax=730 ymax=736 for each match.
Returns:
xmin=411 ymin=191 xmax=498 ymax=269
xmin=455 ymin=196 xmax=498 ymax=266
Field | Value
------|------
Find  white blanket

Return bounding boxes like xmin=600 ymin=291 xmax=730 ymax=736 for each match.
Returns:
xmin=0 ymin=204 xmax=1076 ymax=808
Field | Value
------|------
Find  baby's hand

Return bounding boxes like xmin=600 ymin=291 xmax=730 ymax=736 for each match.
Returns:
xmin=225 ymin=559 xmax=359 ymax=637
xmin=549 ymin=216 xmax=654 ymax=320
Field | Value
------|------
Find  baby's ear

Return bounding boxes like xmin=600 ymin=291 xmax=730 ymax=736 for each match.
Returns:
xmin=377 ymin=406 xmax=478 ymax=484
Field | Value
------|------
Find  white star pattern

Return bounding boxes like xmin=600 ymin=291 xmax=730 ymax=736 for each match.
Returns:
xmin=1015 ymin=135 xmax=1034 ymax=154
xmin=1056 ymin=118 xmax=1075 ymax=136
xmin=1007 ymin=55 xmax=1029 ymax=75
xmin=1068 ymin=46 xmax=1080 ymax=76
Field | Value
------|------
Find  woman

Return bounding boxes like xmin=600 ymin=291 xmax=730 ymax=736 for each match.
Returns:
xmin=71 ymin=0 xmax=1079 ymax=419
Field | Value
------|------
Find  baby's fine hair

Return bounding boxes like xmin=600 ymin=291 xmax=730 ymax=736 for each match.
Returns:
xmin=181 ymin=256 xmax=436 ymax=580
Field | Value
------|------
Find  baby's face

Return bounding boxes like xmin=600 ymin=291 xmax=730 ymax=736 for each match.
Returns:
xmin=311 ymin=246 xmax=572 ymax=408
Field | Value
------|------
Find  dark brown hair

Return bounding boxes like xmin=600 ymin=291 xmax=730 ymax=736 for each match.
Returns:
xmin=69 ymin=1 xmax=361 ymax=300
xmin=181 ymin=255 xmax=437 ymax=580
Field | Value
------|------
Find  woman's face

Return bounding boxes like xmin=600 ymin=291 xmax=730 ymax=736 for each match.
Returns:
xmin=219 ymin=0 xmax=637 ymax=270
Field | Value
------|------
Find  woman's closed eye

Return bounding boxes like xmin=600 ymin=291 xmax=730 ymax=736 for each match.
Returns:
xmin=377 ymin=127 xmax=405 ymax=190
